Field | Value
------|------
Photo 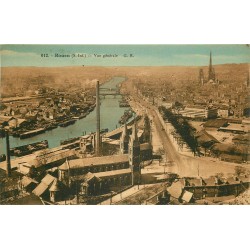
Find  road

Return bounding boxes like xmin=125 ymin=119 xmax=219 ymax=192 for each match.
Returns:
xmin=124 ymin=83 xmax=250 ymax=178
xmin=132 ymin=95 xmax=185 ymax=175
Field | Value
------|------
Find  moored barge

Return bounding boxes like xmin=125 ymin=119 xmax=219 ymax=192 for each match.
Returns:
xmin=20 ymin=128 xmax=46 ymax=139
xmin=10 ymin=140 xmax=49 ymax=157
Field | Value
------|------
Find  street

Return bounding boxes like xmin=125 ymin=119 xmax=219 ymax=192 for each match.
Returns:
xmin=125 ymin=83 xmax=250 ymax=178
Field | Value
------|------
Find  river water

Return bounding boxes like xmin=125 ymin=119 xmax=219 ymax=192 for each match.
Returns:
xmin=0 ymin=77 xmax=127 ymax=155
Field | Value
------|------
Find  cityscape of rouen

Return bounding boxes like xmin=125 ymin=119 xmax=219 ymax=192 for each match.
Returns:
xmin=0 ymin=44 xmax=249 ymax=205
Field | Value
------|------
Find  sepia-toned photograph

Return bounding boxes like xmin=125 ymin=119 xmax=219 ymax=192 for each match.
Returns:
xmin=0 ymin=44 xmax=249 ymax=205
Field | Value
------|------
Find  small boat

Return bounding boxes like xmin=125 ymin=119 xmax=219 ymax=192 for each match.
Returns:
xmin=0 ymin=154 xmax=6 ymax=162
xmin=100 ymin=128 xmax=109 ymax=134
xmin=12 ymin=131 xmax=21 ymax=137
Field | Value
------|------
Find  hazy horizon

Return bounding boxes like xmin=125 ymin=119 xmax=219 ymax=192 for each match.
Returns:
xmin=1 ymin=45 xmax=249 ymax=67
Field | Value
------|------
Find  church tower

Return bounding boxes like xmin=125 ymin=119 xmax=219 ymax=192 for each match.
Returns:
xmin=120 ymin=122 xmax=129 ymax=154
xmin=199 ymin=68 xmax=204 ymax=85
xmin=129 ymin=123 xmax=141 ymax=186
xmin=208 ymin=51 xmax=216 ymax=81
xmin=142 ymin=114 xmax=151 ymax=143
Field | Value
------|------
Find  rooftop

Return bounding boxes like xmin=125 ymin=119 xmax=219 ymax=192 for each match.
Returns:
xmin=20 ymin=176 xmax=38 ymax=187
xmin=203 ymin=119 xmax=228 ymax=128
xmin=95 ymin=168 xmax=131 ymax=178
xmin=167 ymin=181 xmax=184 ymax=199
xmin=181 ymin=190 xmax=193 ymax=203
xmin=33 ymin=174 xmax=56 ymax=196
xmin=59 ymin=154 xmax=129 ymax=170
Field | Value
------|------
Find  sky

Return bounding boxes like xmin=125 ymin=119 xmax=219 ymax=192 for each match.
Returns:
xmin=1 ymin=44 xmax=249 ymax=67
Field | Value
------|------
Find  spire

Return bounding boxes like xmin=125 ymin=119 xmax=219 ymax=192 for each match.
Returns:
xmin=121 ymin=122 xmax=128 ymax=139
xmin=131 ymin=122 xmax=138 ymax=142
xmin=210 ymin=51 xmax=212 ymax=67
xmin=208 ymin=51 xmax=215 ymax=81
xmin=120 ymin=122 xmax=129 ymax=154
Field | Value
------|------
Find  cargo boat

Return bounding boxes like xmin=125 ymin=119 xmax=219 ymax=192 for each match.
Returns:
xmin=60 ymin=137 xmax=80 ymax=145
xmin=46 ymin=124 xmax=58 ymax=130
xmin=119 ymin=110 xmax=133 ymax=124
xmin=20 ymin=128 xmax=46 ymax=139
xmin=10 ymin=140 xmax=49 ymax=157
xmin=119 ymin=100 xmax=130 ymax=107
xmin=59 ymin=120 xmax=76 ymax=127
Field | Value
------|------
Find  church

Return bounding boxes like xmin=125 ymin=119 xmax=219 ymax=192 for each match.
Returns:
xmin=57 ymin=122 xmax=147 ymax=198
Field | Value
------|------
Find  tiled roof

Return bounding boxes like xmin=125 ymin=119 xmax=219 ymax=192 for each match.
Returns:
xmin=167 ymin=181 xmax=184 ymax=199
xmin=95 ymin=168 xmax=131 ymax=178
xmin=59 ymin=154 xmax=129 ymax=170
xmin=41 ymin=174 xmax=56 ymax=186
xmin=181 ymin=190 xmax=193 ymax=203
xmin=33 ymin=174 xmax=57 ymax=196
xmin=33 ymin=182 xmax=49 ymax=196
xmin=21 ymin=176 xmax=38 ymax=187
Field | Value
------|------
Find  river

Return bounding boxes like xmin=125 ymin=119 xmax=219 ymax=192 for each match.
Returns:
xmin=0 ymin=76 xmax=127 ymax=155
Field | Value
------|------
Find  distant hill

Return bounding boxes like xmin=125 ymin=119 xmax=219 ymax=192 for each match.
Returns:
xmin=1 ymin=63 xmax=249 ymax=97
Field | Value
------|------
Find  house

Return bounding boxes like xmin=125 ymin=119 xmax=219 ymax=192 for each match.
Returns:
xmin=25 ymin=111 xmax=38 ymax=121
xmin=19 ymin=176 xmax=38 ymax=193
xmin=140 ymin=143 xmax=153 ymax=162
xmin=167 ymin=180 xmax=184 ymax=200
xmin=0 ymin=116 xmax=18 ymax=128
xmin=195 ymin=130 xmax=219 ymax=155
xmin=32 ymin=174 xmax=57 ymax=200
xmin=218 ymin=106 xmax=229 ymax=118
xmin=167 ymin=180 xmax=194 ymax=204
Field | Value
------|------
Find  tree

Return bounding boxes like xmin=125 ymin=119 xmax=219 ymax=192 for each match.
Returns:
xmin=36 ymin=148 xmax=49 ymax=167
xmin=27 ymin=165 xmax=38 ymax=178
xmin=234 ymin=166 xmax=246 ymax=176
xmin=214 ymin=172 xmax=224 ymax=178
xmin=156 ymin=147 xmax=165 ymax=156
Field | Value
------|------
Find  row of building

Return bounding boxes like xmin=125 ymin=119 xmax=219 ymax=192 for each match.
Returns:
xmin=15 ymin=117 xmax=153 ymax=203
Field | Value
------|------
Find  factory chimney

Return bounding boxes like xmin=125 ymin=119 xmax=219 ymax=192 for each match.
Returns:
xmin=5 ymin=129 xmax=11 ymax=177
xmin=96 ymin=80 xmax=101 ymax=156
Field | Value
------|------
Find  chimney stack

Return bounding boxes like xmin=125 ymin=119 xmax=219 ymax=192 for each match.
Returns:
xmin=5 ymin=129 xmax=11 ymax=177
xmin=96 ymin=80 xmax=101 ymax=156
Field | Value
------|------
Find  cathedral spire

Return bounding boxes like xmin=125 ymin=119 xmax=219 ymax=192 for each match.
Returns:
xmin=120 ymin=122 xmax=129 ymax=154
xmin=209 ymin=51 xmax=212 ymax=67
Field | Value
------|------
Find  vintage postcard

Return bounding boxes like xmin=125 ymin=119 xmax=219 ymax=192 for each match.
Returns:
xmin=0 ymin=44 xmax=249 ymax=205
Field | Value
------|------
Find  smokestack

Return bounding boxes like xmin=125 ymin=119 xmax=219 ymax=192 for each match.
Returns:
xmin=96 ymin=80 xmax=101 ymax=156
xmin=5 ymin=130 xmax=11 ymax=177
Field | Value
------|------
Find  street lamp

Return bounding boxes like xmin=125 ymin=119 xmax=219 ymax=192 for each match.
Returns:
xmin=110 ymin=191 xmax=115 ymax=204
